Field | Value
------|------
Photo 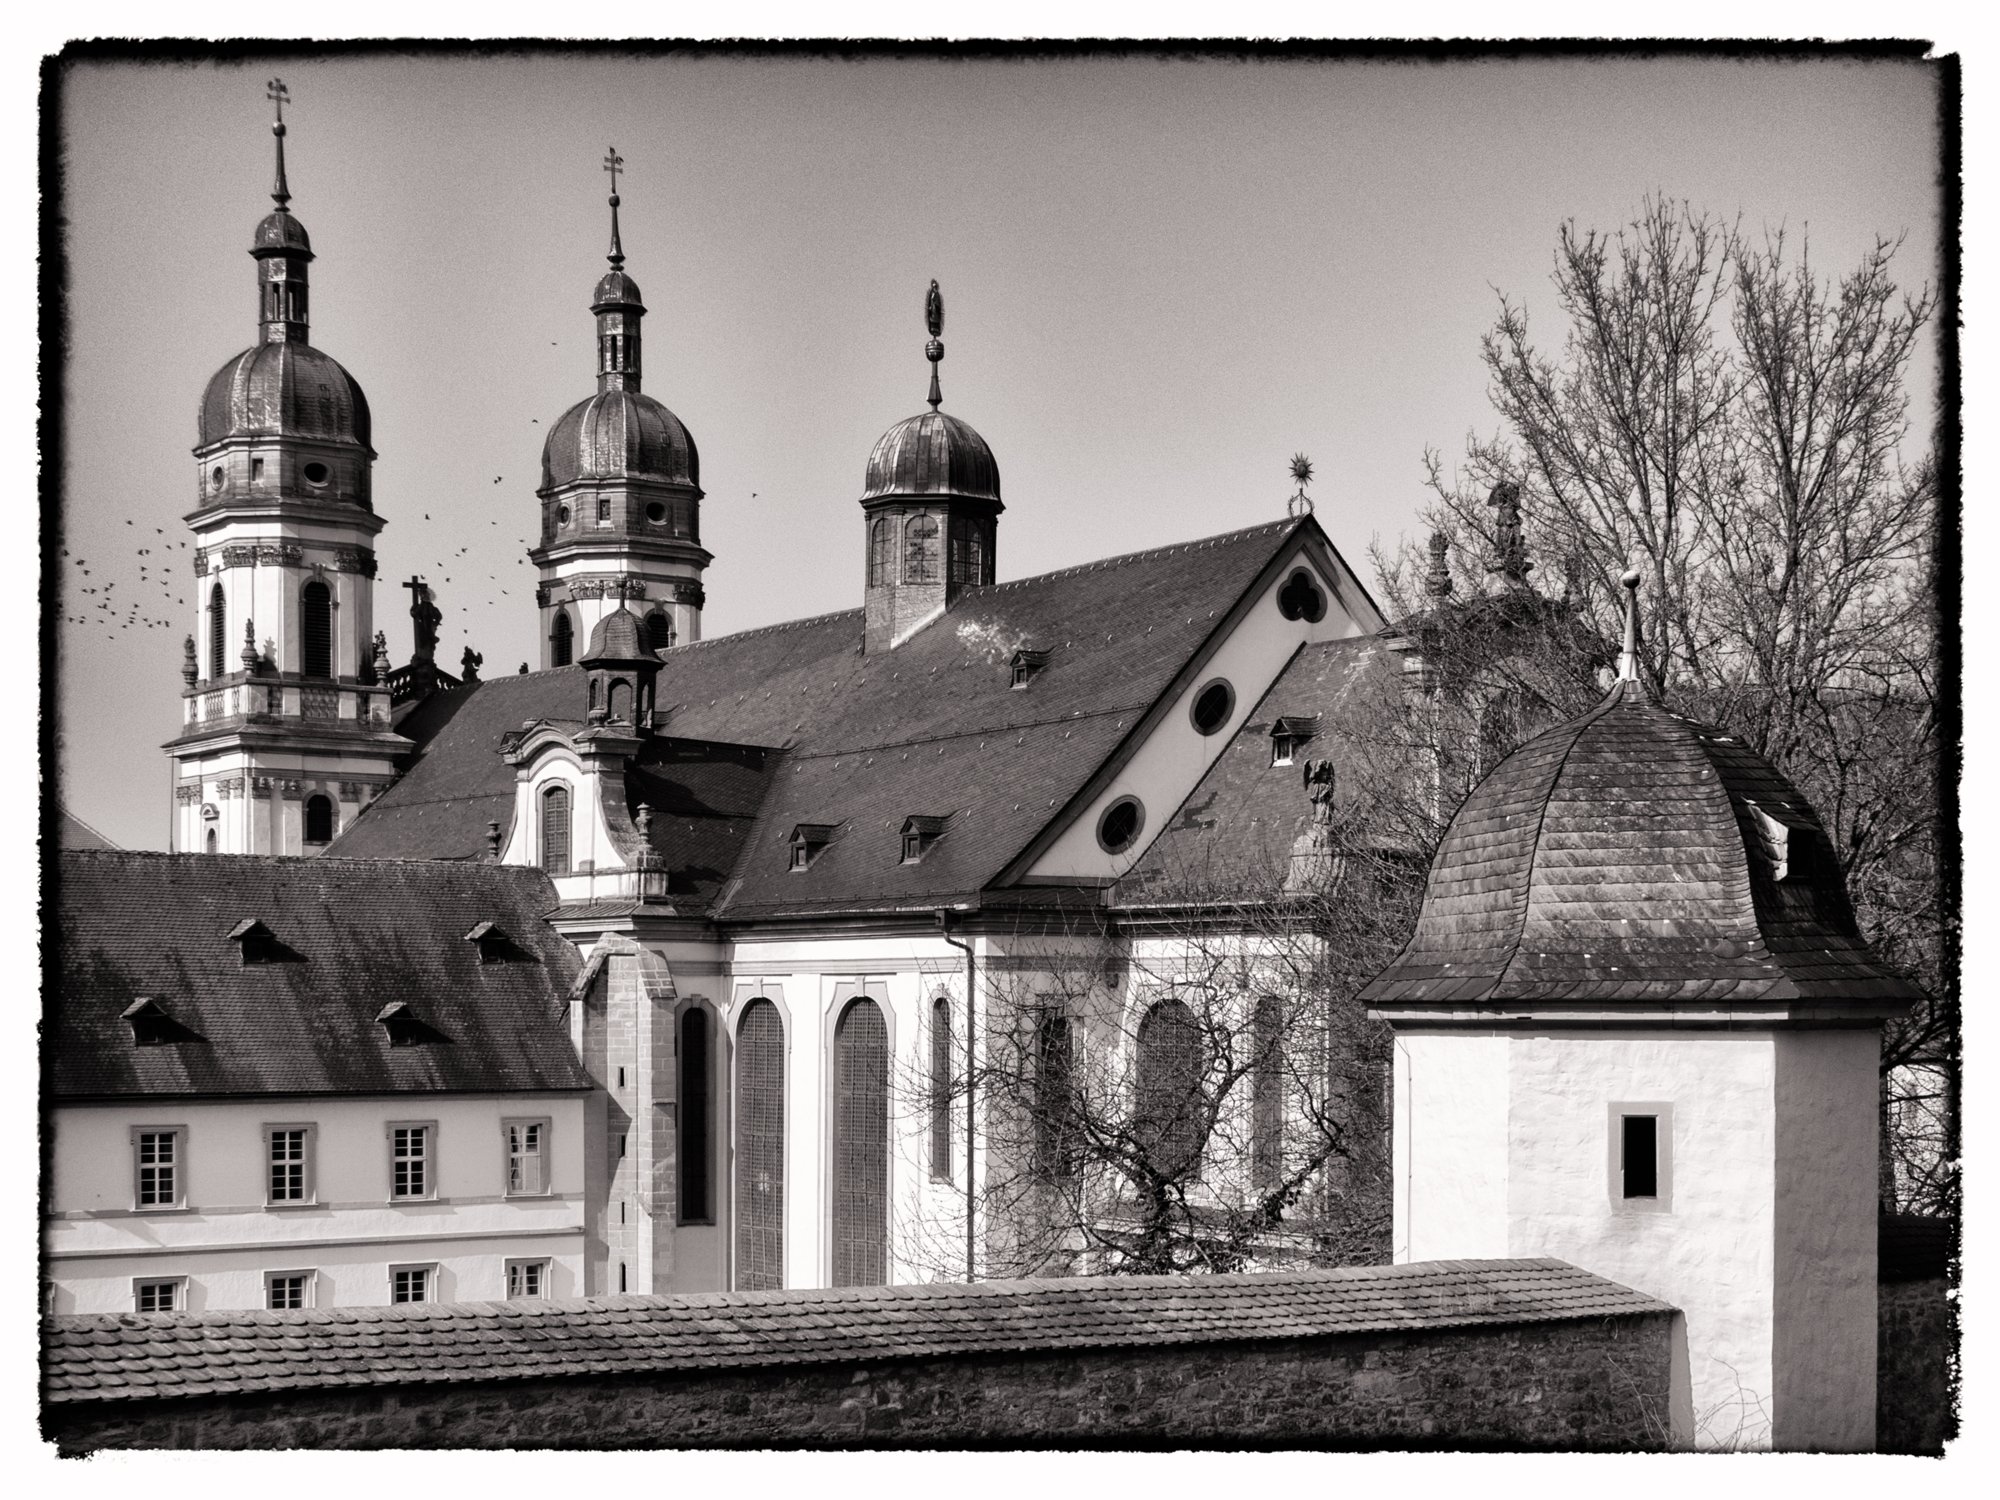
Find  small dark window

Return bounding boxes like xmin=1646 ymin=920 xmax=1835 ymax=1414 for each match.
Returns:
xmin=902 ymin=834 xmax=923 ymax=863
xmin=251 ymin=457 xmax=265 ymax=481
xmin=645 ymin=610 xmax=673 ymax=653
xmin=209 ymin=465 xmax=224 ymax=491
xmin=588 ymin=677 xmax=601 ymax=712
xmin=646 ymin=502 xmax=667 ymax=524
xmin=1190 ymin=679 xmax=1235 ymax=735
xmin=679 ymin=1007 xmax=712 ymax=1222
xmin=1277 ymin=568 xmax=1327 ymax=623
xmin=1096 ymin=796 xmax=1144 ymax=855
xmin=300 ymin=581 xmax=332 ymax=678
xmin=929 ymin=997 xmax=953 ymax=1181
xmin=1621 ymin=1115 xmax=1659 ymax=1199
xmin=209 ymin=583 xmax=227 ymax=678
xmin=558 ymin=504 xmax=572 ymax=526
xmin=541 ymin=784 xmax=572 ymax=875
xmin=606 ymin=679 xmax=631 ymax=721
xmin=550 ymin=611 xmax=574 ymax=668
xmin=205 ymin=828 xmax=219 ymax=855
xmin=302 ymin=462 xmax=329 ymax=487
xmin=303 ymin=793 xmax=334 ymax=844
xmin=598 ymin=496 xmax=612 ymax=523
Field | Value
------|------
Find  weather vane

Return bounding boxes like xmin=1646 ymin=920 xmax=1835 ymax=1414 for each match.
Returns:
xmin=925 ymin=279 xmax=945 ymax=411
xmin=1287 ymin=453 xmax=1315 ymax=518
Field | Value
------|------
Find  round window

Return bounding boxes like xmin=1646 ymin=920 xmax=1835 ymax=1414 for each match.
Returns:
xmin=646 ymin=502 xmax=667 ymax=524
xmin=302 ymin=461 xmax=329 ymax=487
xmin=209 ymin=465 xmax=224 ymax=491
xmin=1096 ymin=796 xmax=1145 ymax=855
xmin=1277 ymin=568 xmax=1327 ymax=623
xmin=1189 ymin=679 xmax=1235 ymax=735
xmin=558 ymin=504 xmax=572 ymax=525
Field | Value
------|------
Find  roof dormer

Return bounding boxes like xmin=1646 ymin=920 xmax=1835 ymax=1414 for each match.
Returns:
xmin=464 ymin=920 xmax=530 ymax=963
xmin=789 ymin=822 xmax=840 ymax=872
xmin=120 ymin=997 xmax=181 ymax=1046
xmin=1270 ymin=714 xmax=1321 ymax=767
xmin=1010 ymin=646 xmax=1051 ymax=689
xmin=227 ymin=918 xmax=299 ymax=965
xmin=375 ymin=1000 xmax=430 ymax=1047
xmin=900 ymin=814 xmax=949 ymax=864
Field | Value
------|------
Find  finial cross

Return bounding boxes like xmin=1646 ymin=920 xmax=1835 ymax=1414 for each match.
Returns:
xmin=267 ymin=77 xmax=289 ymax=120
xmin=603 ymin=147 xmax=624 ymax=197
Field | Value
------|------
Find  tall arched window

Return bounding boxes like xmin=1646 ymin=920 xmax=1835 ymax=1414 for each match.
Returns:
xmin=1134 ymin=998 xmax=1205 ymax=1181
xmin=587 ymin=678 xmax=601 ymax=713
xmin=208 ymin=583 xmax=227 ymax=678
xmin=550 ymin=610 xmax=574 ymax=668
xmin=645 ymin=610 xmax=674 ymax=654
xmin=832 ymin=998 xmax=889 ymax=1286
xmin=968 ymin=521 xmax=988 ymax=585
xmin=204 ymin=827 xmax=218 ymax=855
xmin=904 ymin=514 xmax=939 ymax=583
xmin=929 ymin=996 xmax=953 ymax=1182
xmin=1033 ymin=1010 xmax=1077 ymax=1182
xmin=606 ymin=679 xmax=631 ymax=722
xmin=1250 ymin=995 xmax=1283 ymax=1192
xmin=679 ymin=1006 xmax=712 ymax=1223
xmin=303 ymin=793 xmax=334 ymax=845
xmin=867 ymin=517 xmax=891 ymax=586
xmin=300 ymin=580 xmax=332 ymax=679
xmin=540 ymin=784 xmax=571 ymax=875
xmin=734 ymin=1000 xmax=786 ymax=1291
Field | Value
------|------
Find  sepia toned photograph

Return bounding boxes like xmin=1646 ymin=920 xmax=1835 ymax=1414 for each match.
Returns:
xmin=37 ymin=38 xmax=1956 ymax=1458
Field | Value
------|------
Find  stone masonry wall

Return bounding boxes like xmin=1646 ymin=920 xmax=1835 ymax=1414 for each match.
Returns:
xmin=1877 ymin=1277 xmax=1953 ymax=1455
xmin=50 ymin=1313 xmax=1673 ymax=1452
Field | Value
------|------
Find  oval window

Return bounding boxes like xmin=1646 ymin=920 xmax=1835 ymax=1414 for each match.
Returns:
xmin=1096 ymin=796 xmax=1145 ymax=855
xmin=646 ymin=502 xmax=667 ymax=524
xmin=1189 ymin=679 xmax=1234 ymax=735
xmin=209 ymin=465 xmax=225 ymax=491
xmin=302 ymin=461 xmax=329 ymax=487
xmin=558 ymin=504 xmax=572 ymax=525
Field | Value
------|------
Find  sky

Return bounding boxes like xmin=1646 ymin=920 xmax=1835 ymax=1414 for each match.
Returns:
xmin=51 ymin=49 xmax=1942 ymax=851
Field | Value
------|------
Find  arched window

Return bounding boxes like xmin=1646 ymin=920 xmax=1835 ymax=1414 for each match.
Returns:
xmin=929 ymin=997 xmax=953 ymax=1182
xmin=904 ymin=514 xmax=940 ymax=583
xmin=300 ymin=580 xmax=332 ymax=678
xmin=303 ymin=793 xmax=334 ymax=845
xmin=645 ymin=609 xmax=674 ymax=654
xmin=969 ymin=521 xmax=988 ymax=585
xmin=587 ymin=677 xmax=601 ymax=713
xmin=832 ymin=998 xmax=889 ymax=1286
xmin=1134 ymin=998 xmax=1205 ymax=1181
xmin=204 ymin=827 xmax=218 ymax=855
xmin=734 ymin=1000 xmax=786 ymax=1291
xmin=540 ymin=784 xmax=571 ymax=875
xmin=1033 ymin=1010 xmax=1078 ymax=1182
xmin=1250 ymin=995 xmax=1283 ymax=1192
xmin=208 ymin=583 xmax=227 ymax=678
xmin=867 ymin=517 xmax=891 ymax=586
xmin=550 ymin=610 xmax=574 ymax=668
xmin=606 ymin=679 xmax=631 ymax=722
xmin=679 ymin=1006 xmax=712 ymax=1223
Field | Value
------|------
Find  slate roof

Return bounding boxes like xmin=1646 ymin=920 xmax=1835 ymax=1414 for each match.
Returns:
xmin=42 ymin=1258 xmax=1672 ymax=1404
xmin=50 ymin=850 xmax=590 ymax=1099
xmin=1359 ymin=679 xmax=1927 ymax=1008
xmin=1114 ymin=635 xmax=1402 ymax=903
xmin=332 ymin=518 xmax=1327 ymax=919
xmin=57 ymin=808 xmax=117 ymax=851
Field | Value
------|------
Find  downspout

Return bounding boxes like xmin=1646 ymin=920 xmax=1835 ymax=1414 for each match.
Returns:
xmin=938 ymin=910 xmax=976 ymax=1283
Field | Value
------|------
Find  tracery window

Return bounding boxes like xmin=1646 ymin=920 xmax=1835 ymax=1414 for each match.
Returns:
xmin=734 ymin=1000 xmax=786 ymax=1290
xmin=1134 ymin=998 xmax=1205 ymax=1181
xmin=832 ymin=998 xmax=890 ymax=1286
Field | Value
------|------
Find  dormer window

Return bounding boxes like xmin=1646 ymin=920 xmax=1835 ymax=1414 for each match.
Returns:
xmin=901 ymin=815 xmax=948 ymax=864
xmin=121 ymin=997 xmax=176 ymax=1047
xmin=1010 ymin=647 xmax=1051 ymax=689
xmin=376 ymin=1001 xmax=425 ymax=1048
xmin=464 ymin=921 xmax=527 ymax=964
xmin=1270 ymin=714 xmax=1321 ymax=767
xmin=789 ymin=823 xmax=838 ymax=872
xmin=228 ymin=918 xmax=296 ymax=966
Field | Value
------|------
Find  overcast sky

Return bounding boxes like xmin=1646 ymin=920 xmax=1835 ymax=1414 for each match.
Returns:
xmin=53 ymin=49 xmax=1941 ymax=850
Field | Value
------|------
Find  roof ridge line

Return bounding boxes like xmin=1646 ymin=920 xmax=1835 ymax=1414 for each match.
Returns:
xmin=966 ymin=516 xmax=1301 ymax=596
xmin=781 ymin=700 xmax=1152 ymax=762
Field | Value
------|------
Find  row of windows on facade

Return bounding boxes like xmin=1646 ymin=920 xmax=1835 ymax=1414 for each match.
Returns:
xmin=128 ymin=1119 xmax=548 ymax=1212
xmin=196 ymin=793 xmax=337 ymax=855
xmin=865 ymin=515 xmax=994 ymax=588
xmin=206 ymin=453 xmax=337 ymax=496
xmin=549 ymin=496 xmax=696 ymax=539
xmin=128 ymin=1258 xmax=549 ymax=1316
xmin=205 ymin=580 xmax=334 ymax=679
xmin=546 ymin=607 xmax=675 ymax=668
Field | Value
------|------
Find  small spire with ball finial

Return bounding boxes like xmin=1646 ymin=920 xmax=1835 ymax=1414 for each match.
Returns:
xmin=267 ymin=78 xmax=291 ymax=210
xmin=1617 ymin=562 xmax=1643 ymax=683
xmin=1287 ymin=454 xmax=1315 ymax=519
xmin=925 ymin=279 xmax=945 ymax=411
xmin=604 ymin=147 xmax=625 ymax=268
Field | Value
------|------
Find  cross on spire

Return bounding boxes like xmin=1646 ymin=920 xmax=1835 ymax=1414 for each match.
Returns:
xmin=603 ymin=147 xmax=625 ymax=267
xmin=603 ymin=147 xmax=623 ymax=196
xmin=266 ymin=77 xmax=292 ymax=209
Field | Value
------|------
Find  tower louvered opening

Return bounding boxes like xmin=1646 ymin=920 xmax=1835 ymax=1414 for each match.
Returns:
xmin=300 ymin=580 xmax=331 ymax=678
xmin=833 ymin=998 xmax=889 ymax=1286
xmin=550 ymin=610 xmax=574 ymax=668
xmin=734 ymin=1000 xmax=786 ymax=1291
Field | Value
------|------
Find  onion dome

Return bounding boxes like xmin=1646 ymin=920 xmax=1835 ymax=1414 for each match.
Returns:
xmin=582 ymin=604 xmax=648 ymax=662
xmin=862 ymin=410 xmax=1001 ymax=503
xmin=541 ymin=391 xmax=698 ymax=490
xmin=200 ymin=342 xmax=372 ymax=448
xmin=1360 ymin=573 xmax=1924 ymax=1011
xmin=594 ymin=267 xmax=642 ymax=309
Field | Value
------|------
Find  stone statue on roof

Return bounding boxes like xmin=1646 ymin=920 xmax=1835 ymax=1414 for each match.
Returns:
xmin=1486 ymin=480 xmax=1533 ymax=591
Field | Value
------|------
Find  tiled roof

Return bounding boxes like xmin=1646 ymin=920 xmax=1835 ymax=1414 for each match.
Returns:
xmin=51 ymin=850 xmax=591 ymax=1099
xmin=334 ymin=518 xmax=1325 ymax=919
xmin=57 ymin=808 xmax=117 ymax=851
xmin=42 ymin=1258 xmax=1671 ymax=1404
xmin=1359 ymin=679 xmax=1927 ymax=1008
xmin=1114 ymin=636 xmax=1402 ymax=902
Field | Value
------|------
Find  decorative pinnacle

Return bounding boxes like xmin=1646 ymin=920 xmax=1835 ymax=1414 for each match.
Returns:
xmin=240 ymin=618 xmax=259 ymax=673
xmin=1287 ymin=453 xmax=1315 ymax=519
xmin=604 ymin=147 xmax=625 ymax=268
xmin=181 ymin=634 xmax=198 ymax=686
xmin=266 ymin=78 xmax=291 ymax=209
xmin=1424 ymin=529 xmax=1454 ymax=600
xmin=1617 ymin=563 xmax=1643 ymax=682
xmin=925 ymin=279 xmax=945 ymax=411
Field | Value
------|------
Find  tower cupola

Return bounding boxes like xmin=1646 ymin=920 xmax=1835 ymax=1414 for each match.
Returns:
xmin=861 ymin=280 xmax=1004 ymax=653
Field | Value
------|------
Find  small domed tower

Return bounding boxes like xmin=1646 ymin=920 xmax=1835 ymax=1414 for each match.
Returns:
xmin=1361 ymin=572 xmax=1924 ymax=1450
xmin=861 ymin=280 xmax=1003 ymax=653
xmin=578 ymin=605 xmax=661 ymax=729
xmin=530 ymin=150 xmax=708 ymax=668
xmin=163 ymin=79 xmax=407 ymax=856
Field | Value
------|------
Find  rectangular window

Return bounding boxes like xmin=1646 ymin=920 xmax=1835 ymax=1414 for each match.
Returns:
xmin=134 ymin=1277 xmax=184 ymax=1313
xmin=389 ymin=1123 xmax=434 ymax=1200
xmin=266 ymin=1125 xmax=313 ymax=1205
xmin=506 ymin=1259 xmax=549 ymax=1299
xmin=597 ymin=495 xmax=612 ymax=523
xmin=1609 ymin=1102 xmax=1673 ymax=1212
xmin=505 ymin=1118 xmax=549 ymax=1196
xmin=390 ymin=1265 xmax=433 ymax=1304
xmin=265 ymin=1271 xmax=313 ymax=1310
xmin=133 ymin=1127 xmax=184 ymax=1210
xmin=1621 ymin=1115 xmax=1659 ymax=1198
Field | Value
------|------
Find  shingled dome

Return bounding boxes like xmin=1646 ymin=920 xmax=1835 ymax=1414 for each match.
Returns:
xmin=1359 ymin=678 xmax=1925 ymax=1008
xmin=862 ymin=411 xmax=1001 ymax=503
xmin=583 ymin=605 xmax=649 ymax=661
xmin=253 ymin=208 xmax=312 ymax=254
xmin=541 ymin=391 xmax=699 ymax=492
xmin=199 ymin=342 xmax=372 ymax=451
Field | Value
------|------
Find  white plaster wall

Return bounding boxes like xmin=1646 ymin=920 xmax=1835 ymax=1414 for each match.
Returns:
xmin=48 ymin=1095 xmax=587 ymax=1313
xmin=1395 ymin=1033 xmax=1511 ymax=1262
xmin=1025 ymin=551 xmax=1371 ymax=883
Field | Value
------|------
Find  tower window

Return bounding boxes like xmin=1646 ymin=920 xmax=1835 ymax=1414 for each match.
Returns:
xmin=251 ymin=457 xmax=264 ymax=482
xmin=209 ymin=583 xmax=227 ymax=678
xmin=303 ymin=794 xmax=335 ymax=845
xmin=645 ymin=610 xmax=674 ymax=654
xmin=598 ymin=496 xmax=612 ymax=524
xmin=646 ymin=502 xmax=667 ymax=524
xmin=905 ymin=515 xmax=940 ymax=583
xmin=550 ymin=610 xmax=574 ymax=668
xmin=209 ymin=465 xmax=224 ymax=492
xmin=867 ymin=517 xmax=891 ymax=586
xmin=300 ymin=580 xmax=332 ymax=679
xmin=557 ymin=504 xmax=572 ymax=527
xmin=302 ymin=462 xmax=329 ymax=487
xmin=1609 ymin=1103 xmax=1673 ymax=1211
xmin=205 ymin=828 xmax=218 ymax=855
xmin=541 ymin=784 xmax=572 ymax=875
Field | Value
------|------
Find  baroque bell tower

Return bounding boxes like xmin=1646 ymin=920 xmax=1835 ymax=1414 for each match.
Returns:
xmin=163 ymin=79 xmax=408 ymax=856
xmin=530 ymin=150 xmax=710 ymax=668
